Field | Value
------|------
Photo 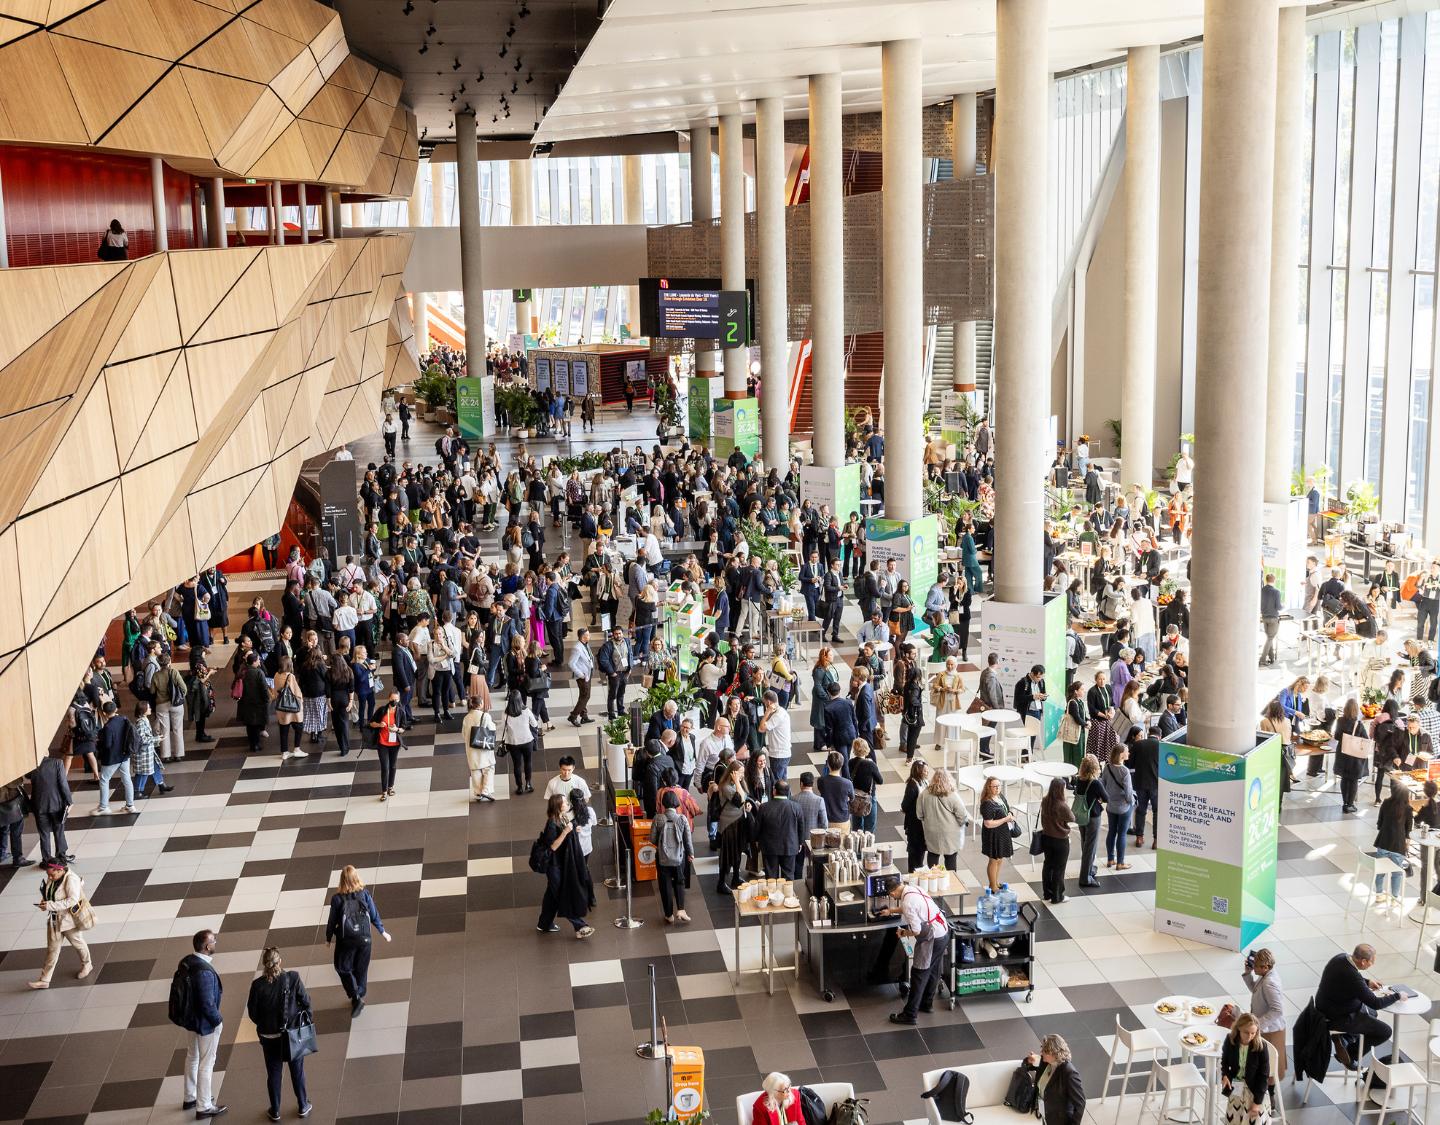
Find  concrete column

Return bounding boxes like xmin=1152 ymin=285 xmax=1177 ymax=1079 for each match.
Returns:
xmin=882 ymin=39 xmax=924 ymax=522
xmin=952 ymin=94 xmax=976 ymax=392
xmin=149 ymin=157 xmax=168 ymax=252
xmin=718 ymin=111 xmax=747 ymax=396
xmin=455 ymin=111 xmax=488 ymax=362
xmin=993 ymin=0 xmax=1050 ymax=606
xmin=207 ymin=177 xmax=225 ymax=249
xmin=810 ymin=72 xmax=845 ymax=468
xmin=509 ymin=160 xmax=533 ymax=337
xmin=1121 ymin=45 xmax=1160 ymax=492
xmin=1266 ymin=4 xmax=1305 ymax=503
xmin=430 ymin=158 xmax=445 ymax=224
xmin=623 ymin=154 xmax=644 ymax=334
xmin=297 ymin=182 xmax=308 ymax=244
xmin=756 ymin=96 xmax=789 ymax=470
xmin=690 ymin=119 xmax=717 ymax=379
xmin=321 ymin=188 xmax=334 ymax=239
xmin=271 ymin=181 xmax=282 ymax=245
xmin=413 ymin=292 xmax=429 ymax=354
xmin=1189 ymin=0 xmax=1278 ymax=755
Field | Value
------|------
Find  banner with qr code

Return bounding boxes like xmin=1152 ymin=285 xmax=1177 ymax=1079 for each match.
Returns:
xmin=1155 ymin=733 xmax=1281 ymax=950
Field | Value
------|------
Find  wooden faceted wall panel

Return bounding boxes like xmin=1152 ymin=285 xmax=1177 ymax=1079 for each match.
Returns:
xmin=0 ymin=234 xmax=413 ymax=785
xmin=0 ymin=0 xmax=418 ymax=195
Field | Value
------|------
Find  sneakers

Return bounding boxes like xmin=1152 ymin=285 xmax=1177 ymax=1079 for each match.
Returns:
xmin=124 ymin=805 xmax=137 ymax=814
xmin=268 ymin=1111 xmax=281 ymax=1122
xmin=351 ymin=997 xmax=365 ymax=1016
xmin=537 ymin=924 xmax=560 ymax=933
xmin=26 ymin=980 xmax=48 ymax=990
xmin=291 ymin=748 xmax=308 ymax=758
xmin=889 ymin=1012 xmax=918 ymax=1025
xmin=194 ymin=1106 xmax=228 ymax=1119
xmin=576 ymin=925 xmax=595 ymax=939
xmin=77 ymin=962 xmax=92 ymax=980
xmin=298 ymin=1105 xmax=312 ymax=1119
xmin=674 ymin=910 xmax=691 ymax=924
xmin=92 ymin=807 xmax=112 ymax=816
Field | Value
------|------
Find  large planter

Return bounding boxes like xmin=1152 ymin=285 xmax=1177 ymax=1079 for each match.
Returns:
xmin=606 ymin=741 xmax=630 ymax=785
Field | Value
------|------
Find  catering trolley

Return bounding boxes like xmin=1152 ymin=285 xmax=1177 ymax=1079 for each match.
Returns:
xmin=946 ymin=902 xmax=1039 ymax=1007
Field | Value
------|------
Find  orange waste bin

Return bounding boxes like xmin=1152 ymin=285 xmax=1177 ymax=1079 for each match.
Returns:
xmin=670 ymin=1045 xmax=706 ymax=1121
xmin=631 ymin=817 xmax=657 ymax=881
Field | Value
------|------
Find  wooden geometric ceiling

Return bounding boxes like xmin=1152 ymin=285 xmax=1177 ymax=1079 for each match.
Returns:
xmin=0 ymin=234 xmax=417 ymax=784
xmin=0 ymin=0 xmax=419 ymax=195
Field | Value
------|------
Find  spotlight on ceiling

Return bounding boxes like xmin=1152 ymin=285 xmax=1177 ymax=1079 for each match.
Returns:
xmin=525 ymin=72 xmax=533 ymax=84
xmin=510 ymin=81 xmax=517 ymax=94
xmin=498 ymin=42 xmax=507 ymax=58
xmin=452 ymin=58 xmax=461 ymax=70
xmin=425 ymin=22 xmax=435 ymax=35
xmin=401 ymin=0 xmax=413 ymax=13
xmin=476 ymin=69 xmax=484 ymax=82
xmin=514 ymin=57 xmax=522 ymax=71
xmin=492 ymin=114 xmax=498 ymax=123
xmin=519 ymin=2 xmax=531 ymax=15
xmin=417 ymin=41 xmax=427 ymax=54
xmin=506 ymin=23 xmax=515 ymax=38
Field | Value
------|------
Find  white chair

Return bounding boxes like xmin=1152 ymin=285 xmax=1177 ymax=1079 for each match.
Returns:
xmin=1141 ymin=1058 xmax=1207 ymax=1123
xmin=1349 ymin=852 xmax=1411 ymax=927
xmin=1415 ymin=897 xmax=1440 ymax=968
xmin=1427 ymin=1016 xmax=1440 ymax=1088
xmin=735 ymin=1082 xmax=855 ymax=1125
xmin=1022 ymin=715 xmax=1046 ymax=760
xmin=1356 ymin=1055 xmax=1429 ymax=1123
xmin=1261 ymin=1038 xmax=1288 ymax=1125
xmin=1101 ymin=1016 xmax=1170 ymax=1107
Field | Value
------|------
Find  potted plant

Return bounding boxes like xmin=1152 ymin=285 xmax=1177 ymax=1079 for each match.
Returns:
xmin=603 ymin=714 xmax=632 ymax=785
xmin=1105 ymin=417 xmax=1122 ymax=456
xmin=645 ymin=1109 xmax=710 ymax=1124
xmin=640 ymin=676 xmax=698 ymax=722
xmin=738 ymin=519 xmax=797 ymax=593
xmin=1344 ymin=480 xmax=1379 ymax=522
xmin=413 ymin=367 xmax=453 ymax=421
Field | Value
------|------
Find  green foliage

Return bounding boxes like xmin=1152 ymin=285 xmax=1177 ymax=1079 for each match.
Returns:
xmin=413 ymin=366 xmax=455 ymax=410
xmin=551 ymin=450 xmax=607 ymax=474
xmin=740 ymin=518 xmax=797 ymax=592
xmin=1344 ymin=479 xmax=1379 ymax=519
xmin=646 ymin=1110 xmax=710 ymax=1125
xmin=602 ymin=715 xmax=632 ymax=745
xmin=639 ymin=676 xmax=698 ymax=722
xmin=1105 ymin=417 xmax=1122 ymax=455
xmin=925 ymin=479 xmax=981 ymax=543
xmin=1291 ymin=465 xmax=1331 ymax=498
xmin=495 ymin=383 xmax=542 ymax=430
xmin=654 ymin=381 xmax=683 ymax=431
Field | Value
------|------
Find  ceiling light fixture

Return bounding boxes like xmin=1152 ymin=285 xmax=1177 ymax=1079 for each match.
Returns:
xmin=506 ymin=23 xmax=516 ymax=38
xmin=425 ymin=22 xmax=435 ymax=35
xmin=498 ymin=42 xmax=507 ymax=58
xmin=513 ymin=57 xmax=522 ymax=71
xmin=452 ymin=58 xmax=461 ymax=70
xmin=519 ymin=2 xmax=531 ymax=16
xmin=525 ymin=72 xmax=533 ymax=84
xmin=417 ymin=41 xmax=427 ymax=54
xmin=492 ymin=114 xmax=499 ymax=123
xmin=510 ymin=81 xmax=517 ymax=94
xmin=401 ymin=0 xmax=413 ymax=13
xmin=476 ymin=69 xmax=484 ymax=82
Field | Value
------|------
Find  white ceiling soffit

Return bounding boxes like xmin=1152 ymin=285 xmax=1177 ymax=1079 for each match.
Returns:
xmin=535 ymin=0 xmax=1330 ymax=144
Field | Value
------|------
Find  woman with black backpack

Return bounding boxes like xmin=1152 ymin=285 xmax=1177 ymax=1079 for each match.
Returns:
xmin=245 ymin=946 xmax=314 ymax=1121
xmin=325 ymin=865 xmax=391 ymax=1017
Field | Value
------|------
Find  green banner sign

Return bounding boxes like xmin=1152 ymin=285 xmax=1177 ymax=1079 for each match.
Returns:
xmin=455 ymin=376 xmax=487 ymax=441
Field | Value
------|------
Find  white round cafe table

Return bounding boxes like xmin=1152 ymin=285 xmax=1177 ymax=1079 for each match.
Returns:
xmin=983 ymin=763 xmax=1026 ymax=803
xmin=1363 ymin=990 xmax=1431 ymax=1107
xmin=1027 ymin=761 xmax=1078 ymax=781
xmin=981 ymin=708 xmax=1022 ymax=725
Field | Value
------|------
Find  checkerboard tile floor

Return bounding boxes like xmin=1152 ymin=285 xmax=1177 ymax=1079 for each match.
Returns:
xmin=2 ymin=417 xmax=1436 ymax=1124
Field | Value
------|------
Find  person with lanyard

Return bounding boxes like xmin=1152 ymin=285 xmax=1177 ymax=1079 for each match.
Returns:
xmin=367 ymin=692 xmax=403 ymax=801
xmin=882 ymin=879 xmax=949 ymax=1025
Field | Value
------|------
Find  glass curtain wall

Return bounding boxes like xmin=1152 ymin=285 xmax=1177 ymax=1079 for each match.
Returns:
xmin=1051 ymin=63 xmax=1128 ymax=286
xmin=1289 ymin=12 xmax=1440 ymax=531
xmin=360 ymin=152 xmax=701 ymax=346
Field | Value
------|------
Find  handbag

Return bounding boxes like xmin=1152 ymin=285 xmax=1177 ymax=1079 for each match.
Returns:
xmin=1059 ymin=710 xmax=1083 ymax=744
xmin=1004 ymin=799 xmax=1023 ymax=838
xmin=195 ymin=603 xmax=211 ymax=621
xmin=284 ymin=1010 xmax=319 ymax=1062
xmin=67 ymin=897 xmax=97 ymax=931
xmin=1071 ymin=788 xmax=1092 ymax=827
xmin=469 ymin=723 xmax=495 ymax=751
xmin=848 ymin=790 xmax=873 ymax=818
xmin=275 ymin=678 xmax=301 ymax=714
xmin=1340 ymin=731 xmax=1375 ymax=760
xmin=230 ymin=676 xmax=243 ymax=700
xmin=1028 ymin=829 xmax=1045 ymax=856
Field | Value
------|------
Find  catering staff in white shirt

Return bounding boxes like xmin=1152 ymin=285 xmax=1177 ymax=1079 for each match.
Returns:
xmin=758 ymin=691 xmax=792 ymax=780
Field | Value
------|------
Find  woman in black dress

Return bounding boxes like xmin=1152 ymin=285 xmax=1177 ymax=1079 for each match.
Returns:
xmin=326 ymin=654 xmax=355 ymax=758
xmin=1086 ymin=669 xmax=1118 ymax=764
xmin=535 ymin=794 xmax=595 ymax=938
xmin=890 ymin=580 xmax=915 ymax=645
xmin=978 ymin=776 xmax=1015 ymax=893
xmin=900 ymin=759 xmax=931 ymax=871
xmin=1331 ymin=697 xmax=1369 ymax=813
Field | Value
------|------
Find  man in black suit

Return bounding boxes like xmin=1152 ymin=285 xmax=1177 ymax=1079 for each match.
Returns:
xmin=1315 ymin=944 xmax=1398 ymax=1067
xmin=754 ymin=780 xmax=805 ymax=878
xmin=28 ymin=746 xmax=73 ymax=864
xmin=821 ymin=681 xmax=857 ymax=755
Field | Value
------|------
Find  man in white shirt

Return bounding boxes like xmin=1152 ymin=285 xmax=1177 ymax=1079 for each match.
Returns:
xmin=757 ymin=691 xmax=792 ymax=780
xmin=408 ymin=613 xmax=433 ymax=708
xmin=333 ymin=444 xmax=353 ymax=461
xmin=695 ymin=717 xmax=733 ymax=788
xmin=381 ymin=413 xmax=398 ymax=457
xmin=857 ymin=609 xmax=891 ymax=656
xmin=567 ymin=627 xmax=594 ymax=725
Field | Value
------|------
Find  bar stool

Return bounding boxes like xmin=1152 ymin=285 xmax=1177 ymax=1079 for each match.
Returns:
xmin=1356 ymin=1056 xmax=1429 ymax=1123
xmin=1141 ymin=1058 xmax=1207 ymax=1124
xmin=1100 ymin=1016 xmax=1170 ymax=1108
xmin=1348 ymin=852 xmax=1411 ymax=928
xmin=1302 ymin=1031 xmax=1366 ymax=1103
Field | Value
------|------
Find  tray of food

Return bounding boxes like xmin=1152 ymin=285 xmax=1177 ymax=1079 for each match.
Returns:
xmin=1181 ymin=1030 xmax=1211 ymax=1049
xmin=1155 ymin=1000 xmax=1182 ymax=1016
xmin=1190 ymin=1003 xmax=1215 ymax=1018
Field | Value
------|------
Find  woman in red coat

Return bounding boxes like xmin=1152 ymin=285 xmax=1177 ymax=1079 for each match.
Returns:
xmin=751 ymin=1072 xmax=804 ymax=1125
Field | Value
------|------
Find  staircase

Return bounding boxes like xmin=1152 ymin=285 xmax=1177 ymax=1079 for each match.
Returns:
xmin=844 ymin=332 xmax=884 ymax=418
xmin=925 ymin=319 xmax=994 ymax=420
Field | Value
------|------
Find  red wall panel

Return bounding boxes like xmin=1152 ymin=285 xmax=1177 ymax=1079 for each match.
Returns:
xmin=1 ymin=146 xmax=197 ymax=268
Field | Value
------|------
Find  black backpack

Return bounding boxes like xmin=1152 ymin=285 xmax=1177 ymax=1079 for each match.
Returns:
xmin=167 ymin=960 xmax=196 ymax=1028
xmin=797 ymin=1087 xmax=827 ymax=1125
xmin=168 ymin=671 xmax=186 ymax=709
xmin=340 ymin=894 xmax=370 ymax=943
xmin=72 ymin=707 xmax=99 ymax=742
xmin=1003 ymin=1065 xmax=1038 ymax=1114
xmin=554 ymin=586 xmax=572 ymax=618
xmin=921 ymin=1069 xmax=974 ymax=1124
xmin=827 ymin=1097 xmax=869 ymax=1125
xmin=528 ymin=831 xmax=554 ymax=874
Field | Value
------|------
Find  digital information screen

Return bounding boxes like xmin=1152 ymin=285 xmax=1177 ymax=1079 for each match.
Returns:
xmin=656 ymin=289 xmax=722 ymax=338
